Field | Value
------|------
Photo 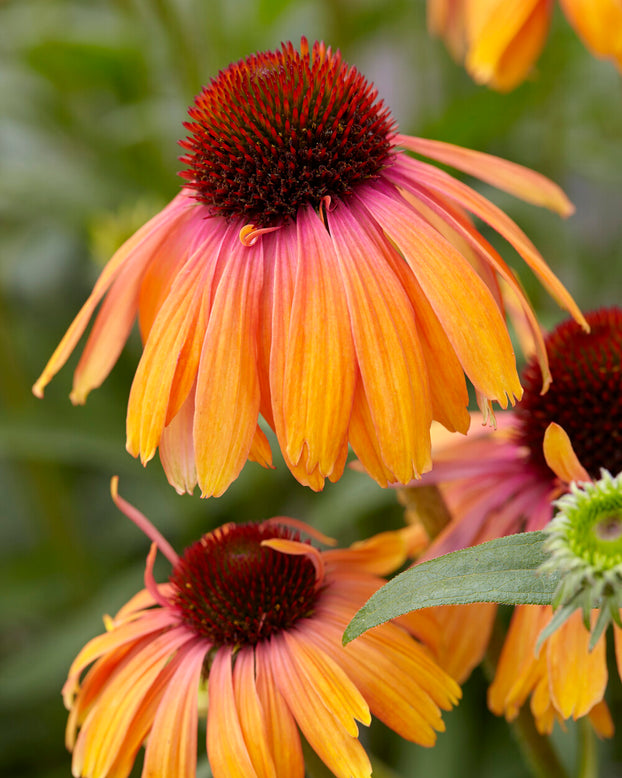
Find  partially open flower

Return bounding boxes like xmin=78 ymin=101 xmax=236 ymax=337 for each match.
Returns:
xmin=34 ymin=37 xmax=583 ymax=497
xmin=398 ymin=307 xmax=622 ymax=733
xmin=63 ymin=481 xmax=460 ymax=778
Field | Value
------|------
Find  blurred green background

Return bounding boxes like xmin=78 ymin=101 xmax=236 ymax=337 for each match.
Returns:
xmin=1 ymin=0 xmax=621 ymax=776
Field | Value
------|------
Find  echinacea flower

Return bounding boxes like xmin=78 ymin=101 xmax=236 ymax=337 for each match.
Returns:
xmin=400 ymin=306 xmax=622 ymax=733
xmin=34 ymin=37 xmax=584 ymax=497
xmin=63 ymin=481 xmax=460 ymax=778
xmin=428 ymin=0 xmax=622 ymax=91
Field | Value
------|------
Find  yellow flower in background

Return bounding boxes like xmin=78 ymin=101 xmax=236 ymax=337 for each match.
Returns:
xmin=63 ymin=482 xmax=460 ymax=778
xmin=34 ymin=38 xmax=584 ymax=497
xmin=429 ymin=0 xmax=622 ymax=91
xmin=400 ymin=307 xmax=622 ymax=732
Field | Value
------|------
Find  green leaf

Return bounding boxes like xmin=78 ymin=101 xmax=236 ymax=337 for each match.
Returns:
xmin=343 ymin=531 xmax=560 ymax=644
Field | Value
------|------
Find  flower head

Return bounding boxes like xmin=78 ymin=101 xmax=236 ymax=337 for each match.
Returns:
xmin=428 ymin=0 xmax=622 ymax=91
xmin=34 ymin=38 xmax=584 ymax=497
xmin=400 ymin=307 xmax=622 ymax=732
xmin=64 ymin=481 xmax=460 ymax=778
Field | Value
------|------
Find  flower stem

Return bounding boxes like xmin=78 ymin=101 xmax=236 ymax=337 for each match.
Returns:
xmin=577 ymin=718 xmax=597 ymax=778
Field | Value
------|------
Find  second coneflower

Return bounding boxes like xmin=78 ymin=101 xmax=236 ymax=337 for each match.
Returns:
xmin=401 ymin=307 xmax=622 ymax=733
xmin=34 ymin=37 xmax=584 ymax=497
xmin=64 ymin=482 xmax=459 ymax=778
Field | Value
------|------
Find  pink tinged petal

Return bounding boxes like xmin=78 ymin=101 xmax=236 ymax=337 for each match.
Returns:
xmin=206 ymin=647 xmax=259 ymax=778
xmin=33 ymin=194 xmax=189 ymax=399
xmin=193 ymin=230 xmax=264 ymax=497
xmin=394 ymin=154 xmax=587 ymax=329
xmin=142 ymin=640 xmax=206 ymax=778
xmin=396 ymin=134 xmax=574 ymax=216
xmin=111 ymin=477 xmax=179 ymax=565
xmin=282 ymin=206 xmax=356 ymax=481
xmin=159 ymin=387 xmax=198 ymax=495
xmin=232 ymin=649 xmax=277 ymax=778
xmin=254 ymin=645 xmax=304 ymax=778
xmin=328 ymin=200 xmax=433 ymax=481
xmin=267 ymin=632 xmax=372 ymax=778
xmin=543 ymin=422 xmax=590 ymax=484
xmin=360 ymin=186 xmax=522 ymax=407
xmin=74 ymin=627 xmax=194 ymax=778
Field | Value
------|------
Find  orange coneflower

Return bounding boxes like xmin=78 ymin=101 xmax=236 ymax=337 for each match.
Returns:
xmin=34 ymin=37 xmax=584 ymax=497
xmin=64 ymin=481 xmax=460 ymax=778
xmin=401 ymin=307 xmax=622 ymax=733
xmin=429 ymin=0 xmax=622 ymax=91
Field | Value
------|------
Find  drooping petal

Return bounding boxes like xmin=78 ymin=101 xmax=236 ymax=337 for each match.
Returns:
xmin=125 ymin=228 xmax=222 ymax=464
xmin=465 ymin=0 xmax=552 ymax=91
xmin=282 ymin=206 xmax=356 ymax=482
xmin=143 ymin=640 xmax=206 ymax=778
xmin=33 ymin=194 xmax=189 ymax=400
xmin=394 ymin=152 xmax=586 ymax=329
xmin=159 ymin=387 xmax=198 ymax=495
xmin=193 ymin=228 xmax=264 ymax=497
xmin=74 ymin=628 xmax=193 ymax=778
xmin=232 ymin=648 xmax=277 ymax=778
xmin=267 ymin=631 xmax=373 ymax=778
xmin=397 ymin=133 xmax=572 ymax=215
xmin=206 ymin=647 xmax=258 ymax=778
xmin=328 ymin=197 xmax=433 ymax=481
xmin=360 ymin=184 xmax=522 ymax=406
xmin=547 ymin=610 xmax=608 ymax=719
xmin=254 ymin=645 xmax=305 ymax=778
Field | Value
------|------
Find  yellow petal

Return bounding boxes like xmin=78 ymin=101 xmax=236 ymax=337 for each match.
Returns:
xmin=542 ymin=422 xmax=590 ymax=484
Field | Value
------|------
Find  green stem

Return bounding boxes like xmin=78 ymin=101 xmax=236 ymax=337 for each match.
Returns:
xmin=483 ymin=615 xmax=570 ymax=778
xmin=577 ymin=718 xmax=597 ymax=778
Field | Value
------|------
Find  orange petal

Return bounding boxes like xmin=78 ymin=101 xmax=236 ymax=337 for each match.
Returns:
xmin=542 ymin=422 xmax=590 ymax=484
xmin=33 ymin=194 xmax=188 ymax=400
xmin=159 ymin=387 xmax=198 ymax=495
xmin=397 ymin=134 xmax=572 ymax=216
xmin=547 ymin=610 xmax=608 ymax=719
xmin=282 ymin=207 xmax=355 ymax=480
xmin=193 ymin=230 xmax=264 ymax=497
xmin=76 ymin=628 xmax=193 ymax=778
xmin=232 ymin=649 xmax=277 ymax=778
xmin=559 ymin=0 xmax=622 ymax=66
xmin=254 ymin=647 xmax=304 ymax=778
xmin=328 ymin=197 xmax=433 ymax=481
xmin=465 ymin=0 xmax=552 ymax=91
xmin=207 ymin=647 xmax=258 ymax=778
xmin=267 ymin=632 xmax=372 ymax=778
xmin=361 ymin=185 xmax=522 ymax=407
xmin=125 ymin=247 xmax=215 ymax=464
xmin=395 ymin=152 xmax=586 ymax=329
xmin=143 ymin=640 xmax=206 ymax=778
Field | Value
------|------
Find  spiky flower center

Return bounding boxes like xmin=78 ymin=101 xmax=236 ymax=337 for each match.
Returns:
xmin=170 ymin=523 xmax=319 ymax=646
xmin=515 ymin=307 xmax=622 ymax=480
xmin=179 ymin=38 xmax=395 ymax=227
